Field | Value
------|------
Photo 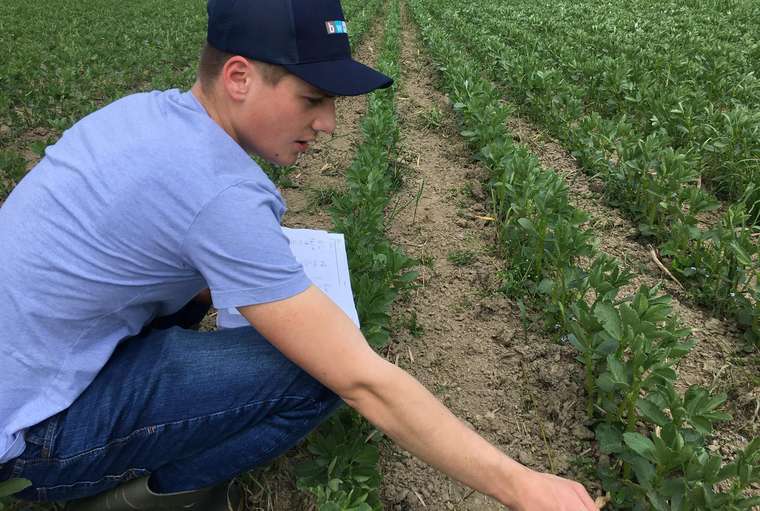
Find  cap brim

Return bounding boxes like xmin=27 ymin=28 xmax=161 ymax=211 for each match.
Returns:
xmin=282 ymin=59 xmax=393 ymax=96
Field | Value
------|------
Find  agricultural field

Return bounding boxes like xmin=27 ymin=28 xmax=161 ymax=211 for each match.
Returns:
xmin=1 ymin=0 xmax=759 ymax=510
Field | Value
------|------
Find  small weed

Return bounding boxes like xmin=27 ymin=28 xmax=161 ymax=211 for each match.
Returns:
xmin=0 ymin=150 xmax=27 ymax=182
xmin=589 ymin=216 xmax=615 ymax=232
xmin=433 ymin=383 xmax=451 ymax=395
xmin=306 ymin=186 xmax=341 ymax=212
xmin=447 ymin=249 xmax=476 ymax=266
xmin=453 ymin=295 xmax=474 ymax=313
xmin=418 ymin=105 xmax=445 ymax=130
xmin=402 ymin=311 xmax=424 ymax=337
xmin=29 ymin=137 xmax=56 ymax=159
xmin=418 ymin=253 xmax=436 ymax=270
xmin=462 ymin=181 xmax=474 ymax=199
xmin=570 ymin=455 xmax=597 ymax=480
xmin=255 ymin=157 xmax=297 ymax=188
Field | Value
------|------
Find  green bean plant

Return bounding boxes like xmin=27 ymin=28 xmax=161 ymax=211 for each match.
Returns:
xmin=297 ymin=1 xmax=415 ymax=509
xmin=418 ymin=0 xmax=760 ymax=351
xmin=430 ymin=0 xmax=760 ymax=209
xmin=407 ymin=0 xmax=760 ymax=507
xmin=295 ymin=408 xmax=382 ymax=511
xmin=0 ymin=480 xmax=31 ymax=510
xmin=662 ymin=187 xmax=760 ymax=350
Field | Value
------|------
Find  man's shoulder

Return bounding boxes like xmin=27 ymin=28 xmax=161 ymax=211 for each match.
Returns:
xmin=85 ymin=89 xmax=183 ymax=125
xmin=67 ymin=89 xmax=240 ymax=165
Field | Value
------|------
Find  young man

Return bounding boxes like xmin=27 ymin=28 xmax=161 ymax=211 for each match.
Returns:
xmin=0 ymin=0 xmax=597 ymax=509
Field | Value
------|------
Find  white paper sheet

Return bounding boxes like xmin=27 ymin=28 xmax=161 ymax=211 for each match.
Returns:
xmin=216 ymin=227 xmax=360 ymax=329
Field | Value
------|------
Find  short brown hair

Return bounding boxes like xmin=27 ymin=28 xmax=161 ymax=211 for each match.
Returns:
xmin=197 ymin=43 xmax=289 ymax=93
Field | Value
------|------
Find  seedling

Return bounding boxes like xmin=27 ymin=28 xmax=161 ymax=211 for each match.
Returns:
xmin=403 ymin=311 xmax=424 ymax=337
xmin=306 ymin=186 xmax=342 ymax=212
xmin=418 ymin=105 xmax=445 ymax=130
xmin=447 ymin=249 xmax=476 ymax=266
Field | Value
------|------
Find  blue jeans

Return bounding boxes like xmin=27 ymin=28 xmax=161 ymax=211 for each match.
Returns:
xmin=0 ymin=303 xmax=343 ymax=502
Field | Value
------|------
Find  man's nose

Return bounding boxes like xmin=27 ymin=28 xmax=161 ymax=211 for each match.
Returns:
xmin=313 ymin=98 xmax=336 ymax=135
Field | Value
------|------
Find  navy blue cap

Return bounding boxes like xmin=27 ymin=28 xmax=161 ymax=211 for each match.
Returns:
xmin=207 ymin=0 xmax=393 ymax=96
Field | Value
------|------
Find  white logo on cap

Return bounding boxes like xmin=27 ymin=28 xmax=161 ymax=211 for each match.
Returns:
xmin=325 ymin=20 xmax=347 ymax=34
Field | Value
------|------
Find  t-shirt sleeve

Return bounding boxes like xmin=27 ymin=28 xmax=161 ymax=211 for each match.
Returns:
xmin=182 ymin=181 xmax=311 ymax=309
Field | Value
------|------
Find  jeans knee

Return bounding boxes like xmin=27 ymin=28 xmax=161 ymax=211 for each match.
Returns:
xmin=287 ymin=366 xmax=344 ymax=417
xmin=317 ymin=386 xmax=344 ymax=419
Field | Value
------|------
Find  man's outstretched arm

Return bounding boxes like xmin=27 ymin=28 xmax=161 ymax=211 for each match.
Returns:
xmin=239 ymin=285 xmax=597 ymax=511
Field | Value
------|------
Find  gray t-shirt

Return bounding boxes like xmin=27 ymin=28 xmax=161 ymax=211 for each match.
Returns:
xmin=0 ymin=89 xmax=311 ymax=462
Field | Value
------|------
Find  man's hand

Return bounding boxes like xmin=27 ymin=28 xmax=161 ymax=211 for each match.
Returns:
xmin=500 ymin=467 xmax=598 ymax=510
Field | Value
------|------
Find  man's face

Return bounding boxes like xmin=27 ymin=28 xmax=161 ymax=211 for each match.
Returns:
xmin=232 ymin=70 xmax=337 ymax=166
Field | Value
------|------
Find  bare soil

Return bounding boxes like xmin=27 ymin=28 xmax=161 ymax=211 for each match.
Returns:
xmin=376 ymin=7 xmax=604 ymax=510
xmin=506 ymin=117 xmax=760 ymax=448
xmin=375 ymin=3 xmax=759 ymax=508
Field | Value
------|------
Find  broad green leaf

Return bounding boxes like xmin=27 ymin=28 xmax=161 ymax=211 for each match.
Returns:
xmin=661 ymin=477 xmax=686 ymax=497
xmin=597 ymin=337 xmax=619 ymax=355
xmin=703 ymin=454 xmax=723 ymax=483
xmin=597 ymin=372 xmax=616 ymax=393
xmin=643 ymin=303 xmax=669 ymax=322
xmin=596 ymin=423 xmax=623 ymax=454
xmin=618 ymin=303 xmax=640 ymax=332
xmin=729 ymin=241 xmax=752 ymax=266
xmin=327 ymin=456 xmax=338 ymax=476
xmin=517 ymin=217 xmax=538 ymax=235
xmin=647 ymin=367 xmax=677 ymax=385
xmin=623 ymin=432 xmax=656 ymax=461
xmin=704 ymin=410 xmax=732 ymax=422
xmin=634 ymin=292 xmax=649 ymax=315
xmin=645 ymin=490 xmax=669 ymax=511
xmin=0 ymin=479 xmax=31 ymax=498
xmin=537 ymin=278 xmax=554 ymax=294
xmin=327 ymin=478 xmax=342 ymax=492
xmin=606 ymin=354 xmax=627 ymax=384
xmin=739 ymin=461 xmax=752 ymax=485
xmin=689 ymin=416 xmax=713 ymax=435
xmin=627 ymin=455 xmax=656 ymax=490
xmin=704 ymin=393 xmax=728 ymax=412
xmin=717 ymin=461 xmax=738 ymax=482
xmin=566 ymin=333 xmax=587 ymax=353
xmin=397 ymin=271 xmax=419 ymax=283
xmin=354 ymin=444 xmax=379 ymax=466
xmin=745 ymin=437 xmax=760 ymax=458
xmin=636 ymin=398 xmax=668 ymax=427
xmin=594 ymin=302 xmax=622 ymax=339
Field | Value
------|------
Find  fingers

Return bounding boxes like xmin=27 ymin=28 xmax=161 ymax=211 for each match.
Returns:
xmin=571 ymin=481 xmax=598 ymax=511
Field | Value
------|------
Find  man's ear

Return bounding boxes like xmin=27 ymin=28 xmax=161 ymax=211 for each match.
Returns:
xmin=220 ymin=56 xmax=255 ymax=101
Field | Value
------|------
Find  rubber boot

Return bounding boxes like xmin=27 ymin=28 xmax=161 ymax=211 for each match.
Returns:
xmin=64 ymin=476 xmax=243 ymax=511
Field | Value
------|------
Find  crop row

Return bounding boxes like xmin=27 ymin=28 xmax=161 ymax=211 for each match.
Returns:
xmin=408 ymin=0 xmax=760 ymax=508
xmin=293 ymin=1 xmax=416 ymax=510
xmin=420 ymin=0 xmax=760 ymax=352
xmin=433 ymin=0 xmax=760 ymax=210
xmin=0 ymin=0 xmax=205 ymax=168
